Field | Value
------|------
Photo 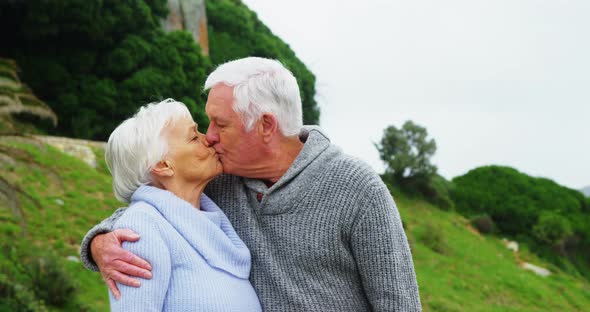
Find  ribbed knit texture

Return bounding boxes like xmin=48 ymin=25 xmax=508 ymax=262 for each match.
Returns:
xmin=108 ymin=185 xmax=261 ymax=312
xmin=82 ymin=126 xmax=421 ymax=311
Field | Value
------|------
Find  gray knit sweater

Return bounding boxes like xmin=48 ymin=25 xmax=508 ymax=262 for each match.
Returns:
xmin=80 ymin=126 xmax=421 ymax=311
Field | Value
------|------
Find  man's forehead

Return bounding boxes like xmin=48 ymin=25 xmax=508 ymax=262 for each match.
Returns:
xmin=206 ymin=87 xmax=233 ymax=109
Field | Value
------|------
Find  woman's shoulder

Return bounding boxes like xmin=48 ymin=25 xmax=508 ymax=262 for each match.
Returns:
xmin=113 ymin=201 xmax=164 ymax=230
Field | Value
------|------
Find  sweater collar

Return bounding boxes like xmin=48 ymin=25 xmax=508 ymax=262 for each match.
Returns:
xmin=131 ymin=185 xmax=252 ymax=279
xmin=243 ymin=126 xmax=334 ymax=214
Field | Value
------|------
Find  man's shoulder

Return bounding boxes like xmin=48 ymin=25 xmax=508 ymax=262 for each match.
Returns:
xmin=304 ymin=126 xmax=378 ymax=174
xmin=324 ymin=146 xmax=381 ymax=180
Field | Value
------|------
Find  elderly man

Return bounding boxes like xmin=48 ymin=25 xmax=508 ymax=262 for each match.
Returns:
xmin=81 ymin=57 xmax=421 ymax=311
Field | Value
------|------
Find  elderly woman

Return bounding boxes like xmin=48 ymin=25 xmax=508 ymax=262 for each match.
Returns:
xmin=105 ymin=99 xmax=261 ymax=311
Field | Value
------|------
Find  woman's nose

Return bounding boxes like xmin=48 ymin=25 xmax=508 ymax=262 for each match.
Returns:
xmin=198 ymin=132 xmax=211 ymax=147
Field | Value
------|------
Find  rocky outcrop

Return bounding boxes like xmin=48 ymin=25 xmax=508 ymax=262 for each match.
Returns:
xmin=34 ymin=135 xmax=104 ymax=169
xmin=0 ymin=58 xmax=58 ymax=128
xmin=163 ymin=0 xmax=209 ymax=55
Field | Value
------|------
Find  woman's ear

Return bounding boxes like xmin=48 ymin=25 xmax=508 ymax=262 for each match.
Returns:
xmin=151 ymin=160 xmax=174 ymax=177
xmin=258 ymin=113 xmax=278 ymax=143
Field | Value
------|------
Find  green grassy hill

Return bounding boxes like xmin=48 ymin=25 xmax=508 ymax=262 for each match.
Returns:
xmin=396 ymin=189 xmax=590 ymax=311
xmin=1 ymin=137 xmax=589 ymax=311
xmin=0 ymin=135 xmax=117 ymax=311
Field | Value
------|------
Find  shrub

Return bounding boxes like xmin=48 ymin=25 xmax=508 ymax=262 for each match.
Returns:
xmin=533 ymin=212 xmax=573 ymax=246
xmin=470 ymin=215 xmax=495 ymax=234
xmin=0 ymin=272 xmax=47 ymax=312
xmin=0 ymin=242 xmax=78 ymax=309
xmin=420 ymin=223 xmax=449 ymax=255
xmin=421 ymin=175 xmax=455 ymax=211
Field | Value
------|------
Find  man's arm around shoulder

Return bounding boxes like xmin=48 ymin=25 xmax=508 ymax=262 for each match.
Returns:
xmin=79 ymin=207 xmax=153 ymax=299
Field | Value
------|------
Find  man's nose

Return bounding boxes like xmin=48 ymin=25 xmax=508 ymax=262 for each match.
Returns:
xmin=205 ymin=124 xmax=219 ymax=146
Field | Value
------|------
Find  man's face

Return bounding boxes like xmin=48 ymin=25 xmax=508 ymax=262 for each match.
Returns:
xmin=205 ymin=84 xmax=263 ymax=176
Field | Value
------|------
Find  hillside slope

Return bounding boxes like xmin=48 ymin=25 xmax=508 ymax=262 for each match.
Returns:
xmin=1 ymin=137 xmax=589 ymax=311
xmin=0 ymin=135 xmax=117 ymax=311
xmin=395 ymin=188 xmax=590 ymax=311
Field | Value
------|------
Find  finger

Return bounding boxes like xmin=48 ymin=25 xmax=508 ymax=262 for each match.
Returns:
xmin=109 ymin=270 xmax=141 ymax=288
xmin=118 ymin=249 xmax=152 ymax=271
xmin=113 ymin=259 xmax=153 ymax=279
xmin=113 ymin=229 xmax=140 ymax=242
xmin=106 ymin=278 xmax=121 ymax=300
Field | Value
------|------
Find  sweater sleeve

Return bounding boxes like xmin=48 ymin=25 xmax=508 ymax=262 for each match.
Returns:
xmin=79 ymin=207 xmax=127 ymax=271
xmin=109 ymin=209 xmax=172 ymax=312
xmin=350 ymin=182 xmax=422 ymax=312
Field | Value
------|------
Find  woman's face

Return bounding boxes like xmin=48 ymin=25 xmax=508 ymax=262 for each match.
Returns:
xmin=164 ymin=115 xmax=223 ymax=184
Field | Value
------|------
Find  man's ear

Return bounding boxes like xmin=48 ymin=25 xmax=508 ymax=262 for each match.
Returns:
xmin=258 ymin=113 xmax=278 ymax=143
xmin=151 ymin=160 xmax=174 ymax=177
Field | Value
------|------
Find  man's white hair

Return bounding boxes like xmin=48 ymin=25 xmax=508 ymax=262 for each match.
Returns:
xmin=105 ymin=99 xmax=192 ymax=203
xmin=204 ymin=57 xmax=303 ymax=136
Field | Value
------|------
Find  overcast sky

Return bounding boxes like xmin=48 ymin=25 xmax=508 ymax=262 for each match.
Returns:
xmin=241 ymin=0 xmax=589 ymax=190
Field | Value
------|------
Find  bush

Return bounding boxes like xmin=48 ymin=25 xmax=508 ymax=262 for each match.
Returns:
xmin=0 ymin=272 xmax=48 ymax=312
xmin=533 ymin=212 xmax=573 ymax=246
xmin=470 ymin=215 xmax=495 ymax=234
xmin=420 ymin=175 xmax=455 ymax=211
xmin=420 ymin=223 xmax=448 ymax=255
xmin=0 ymin=242 xmax=78 ymax=309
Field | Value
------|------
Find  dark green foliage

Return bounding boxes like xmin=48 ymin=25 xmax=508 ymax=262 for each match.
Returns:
xmin=533 ymin=212 xmax=573 ymax=245
xmin=0 ymin=0 xmax=211 ymax=140
xmin=452 ymin=165 xmax=590 ymax=279
xmin=420 ymin=174 xmax=455 ymax=210
xmin=207 ymin=0 xmax=320 ymax=125
xmin=0 ymin=242 xmax=80 ymax=311
xmin=419 ymin=223 xmax=448 ymax=255
xmin=470 ymin=214 xmax=495 ymax=234
xmin=1 ymin=0 xmax=320 ymax=139
xmin=452 ymin=166 xmax=587 ymax=237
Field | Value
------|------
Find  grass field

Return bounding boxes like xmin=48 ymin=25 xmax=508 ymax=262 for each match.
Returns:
xmin=0 ymin=135 xmax=588 ymax=311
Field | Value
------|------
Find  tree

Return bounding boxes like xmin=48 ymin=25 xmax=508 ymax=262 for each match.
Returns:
xmin=206 ymin=0 xmax=319 ymax=125
xmin=376 ymin=120 xmax=437 ymax=185
xmin=0 ymin=0 xmax=211 ymax=140
xmin=0 ymin=0 xmax=321 ymax=139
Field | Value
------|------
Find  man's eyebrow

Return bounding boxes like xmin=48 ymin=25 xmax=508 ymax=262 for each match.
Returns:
xmin=214 ymin=117 xmax=229 ymax=124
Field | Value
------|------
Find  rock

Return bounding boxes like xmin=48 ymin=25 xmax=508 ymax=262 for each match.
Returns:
xmin=34 ymin=135 xmax=105 ymax=169
xmin=67 ymin=256 xmax=80 ymax=262
xmin=520 ymin=262 xmax=551 ymax=277
xmin=163 ymin=0 xmax=209 ymax=55
xmin=502 ymin=238 xmax=519 ymax=252
xmin=55 ymin=198 xmax=64 ymax=206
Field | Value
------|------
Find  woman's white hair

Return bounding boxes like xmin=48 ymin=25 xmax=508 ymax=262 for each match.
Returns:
xmin=204 ymin=57 xmax=303 ymax=136
xmin=105 ymin=99 xmax=192 ymax=203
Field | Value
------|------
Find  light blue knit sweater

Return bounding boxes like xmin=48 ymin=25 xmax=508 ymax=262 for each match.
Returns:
xmin=109 ymin=185 xmax=261 ymax=312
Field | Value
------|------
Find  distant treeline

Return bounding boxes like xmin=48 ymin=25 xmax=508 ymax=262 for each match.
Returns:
xmin=378 ymin=119 xmax=590 ymax=281
xmin=0 ymin=0 xmax=318 ymax=140
xmin=452 ymin=165 xmax=590 ymax=279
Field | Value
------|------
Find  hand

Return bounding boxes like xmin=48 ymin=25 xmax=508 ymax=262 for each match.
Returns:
xmin=90 ymin=229 xmax=153 ymax=299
